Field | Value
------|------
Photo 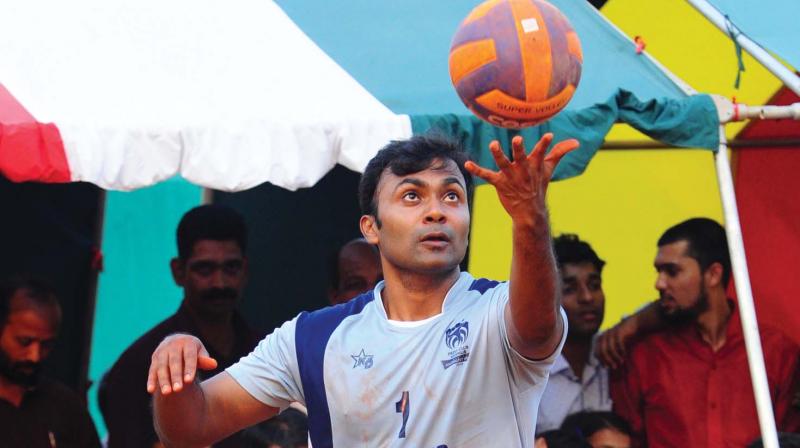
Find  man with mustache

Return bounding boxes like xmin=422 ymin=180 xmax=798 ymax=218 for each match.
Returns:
xmin=103 ymin=205 xmax=259 ymax=448
xmin=0 ymin=277 xmax=101 ymax=447
xmin=608 ymin=218 xmax=800 ymax=447
xmin=536 ymin=234 xmax=612 ymax=433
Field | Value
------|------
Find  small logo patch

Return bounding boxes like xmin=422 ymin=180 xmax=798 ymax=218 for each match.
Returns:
xmin=442 ymin=321 xmax=470 ymax=369
xmin=521 ymin=18 xmax=539 ymax=33
xmin=351 ymin=349 xmax=374 ymax=369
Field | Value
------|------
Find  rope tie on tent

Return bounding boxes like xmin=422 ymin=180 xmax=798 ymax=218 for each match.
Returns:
xmin=724 ymin=15 xmax=746 ymax=89
xmin=633 ymin=36 xmax=646 ymax=54
xmin=732 ymin=96 xmax=741 ymax=122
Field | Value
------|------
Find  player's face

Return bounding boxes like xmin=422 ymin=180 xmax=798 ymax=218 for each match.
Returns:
xmin=172 ymin=239 xmax=248 ymax=317
xmin=654 ymin=240 xmax=708 ymax=321
xmin=560 ymin=262 xmax=605 ymax=337
xmin=364 ymin=158 xmax=470 ymax=276
xmin=0 ymin=295 xmax=59 ymax=387
xmin=330 ymin=242 xmax=382 ymax=305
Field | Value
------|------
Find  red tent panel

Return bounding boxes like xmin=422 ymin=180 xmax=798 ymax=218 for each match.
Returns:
xmin=735 ymin=86 xmax=800 ymax=344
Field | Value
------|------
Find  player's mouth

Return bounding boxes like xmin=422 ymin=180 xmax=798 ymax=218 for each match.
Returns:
xmin=420 ymin=232 xmax=451 ymax=248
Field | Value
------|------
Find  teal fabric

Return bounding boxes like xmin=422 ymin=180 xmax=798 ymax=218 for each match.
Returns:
xmin=707 ymin=0 xmax=800 ymax=71
xmin=87 ymin=177 xmax=202 ymax=437
xmin=411 ymin=90 xmax=719 ymax=182
xmin=275 ymin=0 xmax=687 ymax=115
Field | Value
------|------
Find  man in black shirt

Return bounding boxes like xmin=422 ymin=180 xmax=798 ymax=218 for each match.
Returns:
xmin=102 ymin=205 xmax=259 ymax=448
xmin=0 ymin=277 xmax=101 ymax=448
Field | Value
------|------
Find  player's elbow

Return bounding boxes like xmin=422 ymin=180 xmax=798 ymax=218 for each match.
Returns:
xmin=512 ymin=311 xmax=559 ymax=345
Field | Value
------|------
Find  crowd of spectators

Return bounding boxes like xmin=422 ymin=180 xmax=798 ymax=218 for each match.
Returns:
xmin=1 ymin=204 xmax=797 ymax=447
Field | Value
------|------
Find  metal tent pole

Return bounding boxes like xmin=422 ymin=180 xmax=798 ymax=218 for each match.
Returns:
xmin=714 ymin=126 xmax=779 ymax=448
xmin=686 ymin=0 xmax=800 ymax=96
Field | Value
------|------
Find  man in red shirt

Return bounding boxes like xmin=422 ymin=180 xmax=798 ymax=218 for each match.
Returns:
xmin=608 ymin=218 xmax=799 ymax=447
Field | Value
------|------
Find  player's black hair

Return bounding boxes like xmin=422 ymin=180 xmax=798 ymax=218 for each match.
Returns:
xmin=553 ymin=234 xmax=605 ymax=274
xmin=0 ymin=275 xmax=60 ymax=328
xmin=535 ymin=429 xmax=592 ymax=448
xmin=176 ymin=205 xmax=247 ymax=260
xmin=560 ymin=411 xmax=632 ymax=441
xmin=658 ymin=217 xmax=731 ymax=286
xmin=358 ymin=134 xmax=473 ymax=224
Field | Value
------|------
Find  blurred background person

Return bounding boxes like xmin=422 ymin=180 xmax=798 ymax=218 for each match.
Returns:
xmin=537 ymin=234 xmax=611 ymax=432
xmin=327 ymin=238 xmax=381 ymax=305
xmin=560 ymin=411 xmax=632 ymax=448
xmin=0 ymin=276 xmax=101 ymax=447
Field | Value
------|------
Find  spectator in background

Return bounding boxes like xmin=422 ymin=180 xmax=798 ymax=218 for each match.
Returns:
xmin=102 ymin=205 xmax=260 ymax=448
xmin=242 ymin=408 xmax=308 ymax=448
xmin=607 ymin=218 xmax=800 ymax=447
xmin=534 ymin=429 xmax=592 ymax=448
xmin=327 ymin=238 xmax=381 ymax=305
xmin=537 ymin=234 xmax=611 ymax=433
xmin=560 ymin=411 xmax=631 ymax=448
xmin=0 ymin=276 xmax=101 ymax=447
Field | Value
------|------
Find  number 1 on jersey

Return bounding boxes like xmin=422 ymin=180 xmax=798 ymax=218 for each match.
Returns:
xmin=395 ymin=391 xmax=410 ymax=438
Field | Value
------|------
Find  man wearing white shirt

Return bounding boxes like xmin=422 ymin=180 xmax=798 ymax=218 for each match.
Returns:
xmin=146 ymin=133 xmax=579 ymax=448
xmin=537 ymin=234 xmax=612 ymax=433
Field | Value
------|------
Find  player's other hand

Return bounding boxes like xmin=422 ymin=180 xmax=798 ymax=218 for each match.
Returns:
xmin=146 ymin=333 xmax=218 ymax=395
xmin=464 ymin=134 xmax=579 ymax=224
xmin=595 ymin=316 xmax=638 ymax=370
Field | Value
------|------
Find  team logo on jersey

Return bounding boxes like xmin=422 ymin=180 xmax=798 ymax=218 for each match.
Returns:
xmin=445 ymin=321 xmax=469 ymax=349
xmin=351 ymin=348 xmax=374 ymax=369
xmin=442 ymin=320 xmax=470 ymax=369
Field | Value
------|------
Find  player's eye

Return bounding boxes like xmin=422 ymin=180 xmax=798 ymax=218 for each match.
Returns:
xmin=402 ymin=191 xmax=420 ymax=201
xmin=443 ymin=191 xmax=460 ymax=202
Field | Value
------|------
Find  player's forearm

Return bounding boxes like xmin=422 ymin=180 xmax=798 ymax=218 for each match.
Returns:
xmin=508 ymin=216 xmax=560 ymax=344
xmin=153 ymin=383 xmax=212 ymax=448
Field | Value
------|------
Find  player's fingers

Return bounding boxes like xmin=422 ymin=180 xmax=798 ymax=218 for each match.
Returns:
xmin=155 ymin=350 xmax=172 ymax=395
xmin=543 ymin=139 xmax=580 ymax=179
xmin=183 ymin=344 xmax=198 ymax=384
xmin=168 ymin=350 xmax=185 ymax=392
xmin=197 ymin=344 xmax=218 ymax=371
xmin=489 ymin=140 xmax=512 ymax=172
xmin=528 ymin=133 xmax=554 ymax=169
xmin=511 ymin=135 xmax=526 ymax=163
xmin=464 ymin=161 xmax=499 ymax=184
xmin=198 ymin=356 xmax=219 ymax=371
xmin=544 ymin=139 xmax=580 ymax=163
xmin=147 ymin=358 xmax=158 ymax=394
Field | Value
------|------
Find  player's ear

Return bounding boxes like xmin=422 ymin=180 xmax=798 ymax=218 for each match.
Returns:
xmin=360 ymin=215 xmax=380 ymax=245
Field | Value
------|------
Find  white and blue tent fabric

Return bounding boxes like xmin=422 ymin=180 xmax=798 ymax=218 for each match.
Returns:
xmin=704 ymin=0 xmax=800 ymax=71
xmin=0 ymin=0 xmax=718 ymax=192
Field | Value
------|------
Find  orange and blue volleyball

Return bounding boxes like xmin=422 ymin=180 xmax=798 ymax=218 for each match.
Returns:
xmin=449 ymin=0 xmax=583 ymax=129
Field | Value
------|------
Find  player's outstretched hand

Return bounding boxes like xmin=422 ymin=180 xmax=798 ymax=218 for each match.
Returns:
xmin=146 ymin=333 xmax=218 ymax=395
xmin=464 ymin=134 xmax=579 ymax=223
xmin=595 ymin=317 xmax=638 ymax=370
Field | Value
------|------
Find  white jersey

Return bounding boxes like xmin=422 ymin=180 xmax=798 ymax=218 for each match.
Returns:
xmin=227 ymin=272 xmax=566 ymax=448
